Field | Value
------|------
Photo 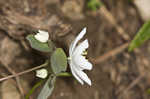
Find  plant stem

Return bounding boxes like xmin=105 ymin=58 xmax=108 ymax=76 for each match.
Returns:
xmin=0 ymin=61 xmax=49 ymax=82
xmin=56 ymin=72 xmax=72 ymax=77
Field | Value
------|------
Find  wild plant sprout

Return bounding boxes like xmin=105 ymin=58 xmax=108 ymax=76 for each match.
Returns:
xmin=26 ymin=27 xmax=93 ymax=99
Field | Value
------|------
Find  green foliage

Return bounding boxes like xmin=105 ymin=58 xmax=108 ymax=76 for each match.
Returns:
xmin=37 ymin=75 xmax=56 ymax=99
xmin=56 ymin=72 xmax=72 ymax=77
xmin=25 ymin=80 xmax=44 ymax=99
xmin=87 ymin=0 xmax=103 ymax=11
xmin=147 ymin=88 xmax=150 ymax=94
xmin=26 ymin=31 xmax=69 ymax=98
xmin=129 ymin=21 xmax=150 ymax=51
xmin=50 ymin=48 xmax=67 ymax=74
xmin=26 ymin=35 xmax=53 ymax=52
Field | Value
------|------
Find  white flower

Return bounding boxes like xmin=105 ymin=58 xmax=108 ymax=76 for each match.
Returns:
xmin=34 ymin=30 xmax=49 ymax=43
xmin=36 ymin=68 xmax=48 ymax=79
xmin=69 ymin=27 xmax=93 ymax=86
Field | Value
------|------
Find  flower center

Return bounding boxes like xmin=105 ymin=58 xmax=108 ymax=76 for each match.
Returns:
xmin=81 ymin=50 xmax=88 ymax=59
xmin=67 ymin=57 xmax=71 ymax=60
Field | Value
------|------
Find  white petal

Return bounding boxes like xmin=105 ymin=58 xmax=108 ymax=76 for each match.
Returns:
xmin=77 ymin=70 xmax=92 ymax=86
xmin=35 ymin=34 xmax=48 ymax=42
xmin=69 ymin=27 xmax=87 ymax=55
xmin=71 ymin=39 xmax=92 ymax=70
xmin=73 ymin=39 xmax=89 ymax=56
xmin=38 ymin=30 xmax=48 ymax=34
xmin=34 ymin=30 xmax=49 ymax=43
xmin=70 ymin=62 xmax=84 ymax=85
xmin=73 ymin=55 xmax=92 ymax=70
xmin=73 ymin=65 xmax=92 ymax=86
xmin=36 ymin=69 xmax=48 ymax=79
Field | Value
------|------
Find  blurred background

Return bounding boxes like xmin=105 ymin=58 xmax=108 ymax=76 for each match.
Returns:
xmin=0 ymin=0 xmax=150 ymax=99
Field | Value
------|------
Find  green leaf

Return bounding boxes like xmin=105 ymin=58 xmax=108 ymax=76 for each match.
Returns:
xmin=87 ymin=0 xmax=103 ymax=11
xmin=37 ymin=76 xmax=56 ymax=99
xmin=50 ymin=48 xmax=67 ymax=74
xmin=26 ymin=35 xmax=53 ymax=52
xmin=25 ymin=80 xmax=44 ymax=99
xmin=147 ymin=88 xmax=150 ymax=95
xmin=129 ymin=21 xmax=150 ymax=51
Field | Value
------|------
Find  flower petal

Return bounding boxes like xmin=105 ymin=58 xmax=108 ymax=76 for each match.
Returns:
xmin=72 ymin=39 xmax=92 ymax=70
xmin=73 ymin=66 xmax=92 ymax=86
xmin=34 ymin=30 xmax=49 ymax=43
xmin=73 ymin=55 xmax=93 ymax=70
xmin=70 ymin=62 xmax=84 ymax=85
xmin=73 ymin=39 xmax=89 ymax=56
xmin=36 ymin=69 xmax=48 ymax=79
xmin=69 ymin=27 xmax=87 ymax=55
xmin=34 ymin=34 xmax=47 ymax=42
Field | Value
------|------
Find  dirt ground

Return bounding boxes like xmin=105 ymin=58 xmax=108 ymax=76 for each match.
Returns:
xmin=0 ymin=0 xmax=150 ymax=99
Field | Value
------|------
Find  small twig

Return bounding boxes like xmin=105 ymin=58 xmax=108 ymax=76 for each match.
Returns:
xmin=91 ymin=43 xmax=129 ymax=64
xmin=121 ymin=73 xmax=145 ymax=95
xmin=117 ymin=53 xmax=150 ymax=96
xmin=98 ymin=3 xmax=150 ymax=96
xmin=99 ymin=6 xmax=130 ymax=41
xmin=16 ymin=77 xmax=25 ymax=97
xmin=0 ymin=61 xmax=25 ymax=97
xmin=0 ymin=61 xmax=48 ymax=82
xmin=20 ymin=40 xmax=30 ymax=51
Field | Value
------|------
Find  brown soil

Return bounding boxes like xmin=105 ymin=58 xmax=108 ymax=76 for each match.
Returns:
xmin=0 ymin=0 xmax=149 ymax=99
